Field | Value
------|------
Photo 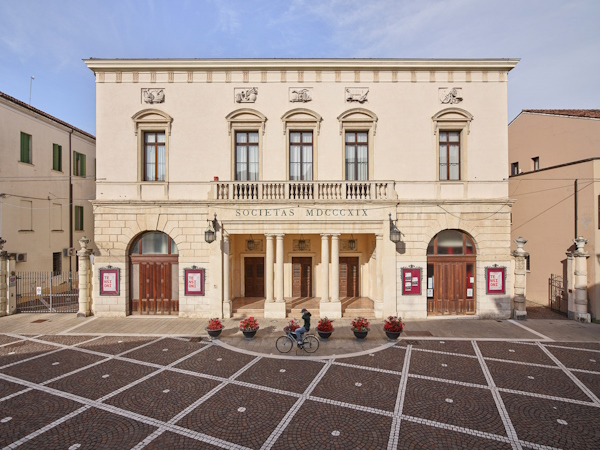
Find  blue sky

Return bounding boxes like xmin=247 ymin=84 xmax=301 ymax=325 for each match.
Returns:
xmin=0 ymin=0 xmax=598 ymax=135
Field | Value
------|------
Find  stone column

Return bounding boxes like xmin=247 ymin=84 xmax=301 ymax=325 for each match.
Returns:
xmin=330 ymin=234 xmax=340 ymax=303
xmin=321 ymin=234 xmax=329 ymax=302
xmin=375 ymin=233 xmax=384 ymax=304
xmin=77 ymin=237 xmax=92 ymax=318
xmin=511 ymin=236 xmax=528 ymax=320
xmin=0 ymin=238 xmax=7 ymax=317
xmin=222 ymin=234 xmax=231 ymax=318
xmin=572 ymin=236 xmax=590 ymax=323
xmin=265 ymin=234 xmax=274 ymax=302
xmin=275 ymin=234 xmax=285 ymax=303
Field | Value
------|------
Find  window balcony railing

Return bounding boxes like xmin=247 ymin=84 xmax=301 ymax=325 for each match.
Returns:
xmin=212 ymin=180 xmax=396 ymax=201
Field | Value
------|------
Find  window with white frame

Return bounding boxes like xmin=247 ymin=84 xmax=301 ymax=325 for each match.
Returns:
xmin=432 ymin=107 xmax=473 ymax=182
xmin=345 ymin=131 xmax=368 ymax=181
xmin=131 ymin=109 xmax=172 ymax=183
xmin=235 ymin=131 xmax=259 ymax=181
xmin=289 ymin=131 xmax=313 ymax=180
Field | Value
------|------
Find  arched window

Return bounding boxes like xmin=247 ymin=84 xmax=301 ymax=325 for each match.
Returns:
xmin=132 ymin=109 xmax=173 ymax=182
xmin=427 ymin=230 xmax=475 ymax=255
xmin=225 ymin=108 xmax=267 ymax=181
xmin=432 ymin=108 xmax=473 ymax=181
xmin=130 ymin=231 xmax=178 ymax=255
xmin=281 ymin=108 xmax=322 ymax=180
xmin=337 ymin=108 xmax=378 ymax=181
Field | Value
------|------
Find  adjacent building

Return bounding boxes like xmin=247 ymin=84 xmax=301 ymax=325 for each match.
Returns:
xmin=0 ymin=91 xmax=96 ymax=274
xmin=84 ymin=58 xmax=518 ymax=319
xmin=509 ymin=109 xmax=600 ymax=320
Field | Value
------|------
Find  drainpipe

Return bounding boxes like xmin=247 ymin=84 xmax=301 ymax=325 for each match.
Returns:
xmin=69 ymin=130 xmax=73 ymax=272
xmin=574 ymin=179 xmax=578 ymax=240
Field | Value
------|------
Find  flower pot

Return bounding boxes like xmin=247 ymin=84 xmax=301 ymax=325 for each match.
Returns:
xmin=241 ymin=328 xmax=258 ymax=339
xmin=317 ymin=329 xmax=333 ymax=340
xmin=385 ymin=330 xmax=401 ymax=340
xmin=206 ymin=327 xmax=222 ymax=338
xmin=353 ymin=330 xmax=368 ymax=339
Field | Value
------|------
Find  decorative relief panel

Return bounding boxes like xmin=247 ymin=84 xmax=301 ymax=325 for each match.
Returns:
xmin=235 ymin=88 xmax=258 ymax=103
xmin=142 ymin=89 xmax=165 ymax=104
xmin=293 ymin=239 xmax=311 ymax=251
xmin=341 ymin=239 xmax=358 ymax=251
xmin=345 ymin=87 xmax=369 ymax=103
xmin=246 ymin=239 xmax=263 ymax=252
xmin=439 ymin=87 xmax=463 ymax=104
xmin=289 ymin=88 xmax=312 ymax=103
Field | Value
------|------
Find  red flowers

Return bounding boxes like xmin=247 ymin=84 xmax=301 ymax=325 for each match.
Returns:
xmin=207 ymin=318 xmax=223 ymax=331
xmin=351 ymin=317 xmax=370 ymax=332
xmin=383 ymin=316 xmax=404 ymax=333
xmin=286 ymin=319 xmax=300 ymax=332
xmin=317 ymin=317 xmax=334 ymax=332
xmin=239 ymin=316 xmax=259 ymax=331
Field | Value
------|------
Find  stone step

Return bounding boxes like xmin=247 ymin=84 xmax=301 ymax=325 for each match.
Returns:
xmin=232 ymin=309 xmax=264 ymax=319
xmin=343 ymin=309 xmax=376 ymax=318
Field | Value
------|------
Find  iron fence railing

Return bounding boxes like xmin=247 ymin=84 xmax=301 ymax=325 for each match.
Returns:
xmin=16 ymin=271 xmax=79 ymax=313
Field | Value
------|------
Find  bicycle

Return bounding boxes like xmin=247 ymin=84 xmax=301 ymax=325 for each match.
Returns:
xmin=276 ymin=327 xmax=319 ymax=353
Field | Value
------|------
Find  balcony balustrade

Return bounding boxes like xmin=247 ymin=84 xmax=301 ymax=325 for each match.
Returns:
xmin=212 ymin=180 xmax=396 ymax=201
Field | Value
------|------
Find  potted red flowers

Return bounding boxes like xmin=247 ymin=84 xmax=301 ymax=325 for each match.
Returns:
xmin=316 ymin=317 xmax=334 ymax=339
xmin=351 ymin=316 xmax=370 ymax=339
xmin=285 ymin=319 xmax=300 ymax=333
xmin=239 ymin=316 xmax=259 ymax=339
xmin=383 ymin=315 xmax=404 ymax=340
xmin=205 ymin=317 xmax=224 ymax=338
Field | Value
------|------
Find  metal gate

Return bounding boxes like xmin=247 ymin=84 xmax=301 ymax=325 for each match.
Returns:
xmin=549 ymin=274 xmax=567 ymax=315
xmin=16 ymin=272 xmax=79 ymax=313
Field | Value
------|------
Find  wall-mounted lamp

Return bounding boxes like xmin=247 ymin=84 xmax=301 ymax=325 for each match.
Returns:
xmin=348 ymin=234 xmax=356 ymax=251
xmin=298 ymin=235 xmax=306 ymax=251
xmin=205 ymin=213 xmax=218 ymax=244
xmin=389 ymin=213 xmax=402 ymax=243
xmin=247 ymin=235 xmax=255 ymax=251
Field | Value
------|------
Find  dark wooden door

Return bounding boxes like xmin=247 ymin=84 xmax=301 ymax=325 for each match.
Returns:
xmin=245 ymin=257 xmax=265 ymax=297
xmin=431 ymin=261 xmax=472 ymax=315
xmin=131 ymin=255 xmax=178 ymax=315
xmin=292 ymin=257 xmax=311 ymax=297
xmin=339 ymin=257 xmax=359 ymax=298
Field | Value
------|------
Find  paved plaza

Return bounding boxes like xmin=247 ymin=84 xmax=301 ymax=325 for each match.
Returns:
xmin=1 ymin=316 xmax=600 ymax=449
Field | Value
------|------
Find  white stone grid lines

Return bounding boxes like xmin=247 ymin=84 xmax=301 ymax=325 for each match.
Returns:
xmin=472 ymin=341 xmax=523 ymax=450
xmin=1 ymin=335 xmax=599 ymax=449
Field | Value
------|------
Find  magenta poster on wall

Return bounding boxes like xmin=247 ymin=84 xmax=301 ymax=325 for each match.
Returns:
xmin=486 ymin=267 xmax=506 ymax=295
xmin=99 ymin=268 xmax=119 ymax=296
xmin=185 ymin=268 xmax=205 ymax=296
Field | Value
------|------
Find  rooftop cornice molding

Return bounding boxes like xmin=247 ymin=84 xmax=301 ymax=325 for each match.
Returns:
xmin=83 ymin=58 xmax=519 ymax=72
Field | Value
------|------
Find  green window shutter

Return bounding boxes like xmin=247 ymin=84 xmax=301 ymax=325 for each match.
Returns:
xmin=20 ymin=133 xmax=29 ymax=163
xmin=53 ymin=144 xmax=59 ymax=170
xmin=81 ymin=154 xmax=86 ymax=177
xmin=58 ymin=145 xmax=62 ymax=171
xmin=73 ymin=151 xmax=77 ymax=175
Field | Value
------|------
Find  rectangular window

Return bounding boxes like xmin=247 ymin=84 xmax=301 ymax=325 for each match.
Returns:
xmin=439 ymin=131 xmax=460 ymax=180
xmin=20 ymin=132 xmax=32 ymax=164
xmin=20 ymin=200 xmax=32 ymax=231
xmin=345 ymin=131 xmax=368 ymax=181
xmin=235 ymin=131 xmax=259 ymax=181
xmin=532 ymin=157 xmax=539 ymax=171
xmin=74 ymin=205 xmax=84 ymax=231
xmin=144 ymin=132 xmax=165 ymax=181
xmin=511 ymin=162 xmax=519 ymax=176
xmin=52 ymin=252 xmax=62 ymax=276
xmin=52 ymin=144 xmax=62 ymax=171
xmin=289 ymin=131 xmax=313 ymax=180
xmin=73 ymin=151 xmax=87 ymax=177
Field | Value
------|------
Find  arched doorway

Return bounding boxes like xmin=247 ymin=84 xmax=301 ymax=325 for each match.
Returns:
xmin=426 ymin=230 xmax=476 ymax=315
xmin=129 ymin=232 xmax=179 ymax=315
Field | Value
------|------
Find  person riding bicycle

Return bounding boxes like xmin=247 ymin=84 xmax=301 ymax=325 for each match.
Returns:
xmin=295 ymin=308 xmax=311 ymax=348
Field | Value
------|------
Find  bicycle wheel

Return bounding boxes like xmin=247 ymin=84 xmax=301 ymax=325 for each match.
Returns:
xmin=276 ymin=336 xmax=294 ymax=353
xmin=302 ymin=335 xmax=319 ymax=353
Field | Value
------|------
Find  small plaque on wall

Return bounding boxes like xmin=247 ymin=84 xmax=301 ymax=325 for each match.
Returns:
xmin=185 ymin=268 xmax=205 ymax=296
xmin=99 ymin=268 xmax=119 ymax=296
xmin=401 ymin=266 xmax=422 ymax=295
xmin=485 ymin=266 xmax=506 ymax=295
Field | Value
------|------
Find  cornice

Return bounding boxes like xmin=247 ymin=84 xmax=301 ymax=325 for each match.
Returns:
xmin=83 ymin=58 xmax=519 ymax=72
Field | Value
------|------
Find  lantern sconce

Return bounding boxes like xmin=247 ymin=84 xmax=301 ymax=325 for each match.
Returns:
xmin=389 ymin=213 xmax=402 ymax=243
xmin=348 ymin=234 xmax=357 ymax=251
xmin=298 ymin=235 xmax=306 ymax=251
xmin=205 ymin=213 xmax=218 ymax=244
xmin=247 ymin=235 xmax=255 ymax=251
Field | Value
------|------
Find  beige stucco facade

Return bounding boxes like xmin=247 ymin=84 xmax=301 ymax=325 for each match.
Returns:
xmin=0 ymin=92 xmax=96 ymax=275
xmin=85 ymin=58 xmax=518 ymax=320
xmin=509 ymin=111 xmax=600 ymax=320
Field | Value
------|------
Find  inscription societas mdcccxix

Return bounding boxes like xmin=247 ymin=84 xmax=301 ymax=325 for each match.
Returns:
xmin=235 ymin=208 xmax=368 ymax=217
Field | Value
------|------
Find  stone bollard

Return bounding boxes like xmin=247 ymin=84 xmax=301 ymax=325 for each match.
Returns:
xmin=572 ymin=236 xmax=590 ymax=323
xmin=77 ymin=237 xmax=93 ymax=318
xmin=0 ymin=238 xmax=7 ymax=317
xmin=511 ymin=236 xmax=528 ymax=320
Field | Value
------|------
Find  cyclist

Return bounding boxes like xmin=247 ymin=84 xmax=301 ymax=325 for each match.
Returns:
xmin=295 ymin=308 xmax=311 ymax=348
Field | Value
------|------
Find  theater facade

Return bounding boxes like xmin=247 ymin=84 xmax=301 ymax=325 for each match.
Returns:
xmin=85 ymin=58 xmax=518 ymax=320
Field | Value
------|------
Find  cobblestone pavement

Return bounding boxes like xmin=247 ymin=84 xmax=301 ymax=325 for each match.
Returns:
xmin=1 ymin=333 xmax=599 ymax=449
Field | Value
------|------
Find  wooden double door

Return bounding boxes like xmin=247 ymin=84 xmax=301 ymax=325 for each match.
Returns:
xmin=292 ymin=257 xmax=312 ymax=297
xmin=428 ymin=259 xmax=475 ymax=315
xmin=245 ymin=257 xmax=265 ymax=297
xmin=130 ymin=255 xmax=179 ymax=315
xmin=340 ymin=257 xmax=359 ymax=298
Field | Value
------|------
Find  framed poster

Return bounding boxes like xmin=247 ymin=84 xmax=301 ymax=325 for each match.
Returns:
xmin=185 ymin=268 xmax=205 ymax=296
xmin=99 ymin=268 xmax=119 ymax=296
xmin=485 ymin=266 xmax=506 ymax=295
xmin=401 ymin=266 xmax=422 ymax=295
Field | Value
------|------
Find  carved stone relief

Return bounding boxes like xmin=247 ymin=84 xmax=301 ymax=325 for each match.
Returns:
xmin=345 ymin=87 xmax=369 ymax=103
xmin=293 ymin=239 xmax=311 ymax=251
xmin=142 ymin=89 xmax=165 ymax=104
xmin=245 ymin=239 xmax=263 ymax=252
xmin=439 ymin=87 xmax=463 ymax=104
xmin=289 ymin=88 xmax=312 ymax=103
xmin=235 ymin=88 xmax=258 ymax=103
